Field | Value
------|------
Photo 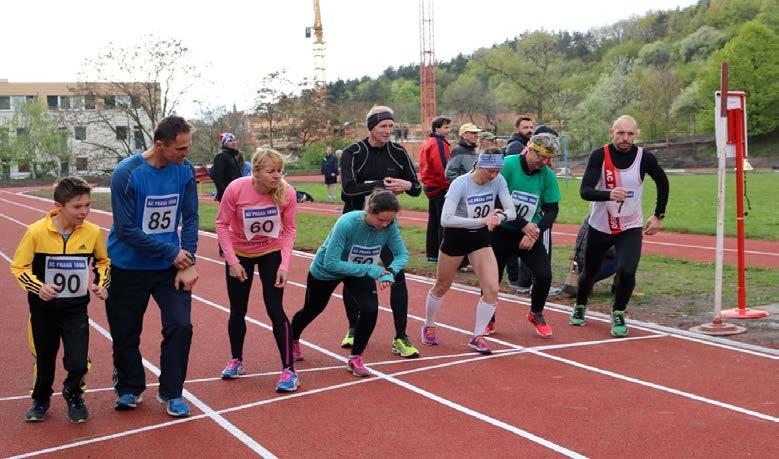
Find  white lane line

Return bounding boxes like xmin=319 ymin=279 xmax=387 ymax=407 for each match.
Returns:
xmin=0 ymin=228 xmax=276 ymax=458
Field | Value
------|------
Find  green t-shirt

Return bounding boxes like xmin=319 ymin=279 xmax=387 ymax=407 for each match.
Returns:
xmin=500 ymin=155 xmax=561 ymax=227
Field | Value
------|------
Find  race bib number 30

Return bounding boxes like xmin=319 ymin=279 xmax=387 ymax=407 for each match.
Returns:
xmin=347 ymin=245 xmax=381 ymax=264
xmin=511 ymin=191 xmax=539 ymax=221
xmin=44 ymin=256 xmax=89 ymax=298
xmin=466 ymin=193 xmax=493 ymax=219
xmin=243 ymin=206 xmax=281 ymax=240
xmin=141 ymin=194 xmax=178 ymax=234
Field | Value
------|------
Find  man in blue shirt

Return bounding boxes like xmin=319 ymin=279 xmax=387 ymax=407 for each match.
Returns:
xmin=105 ymin=115 xmax=199 ymax=418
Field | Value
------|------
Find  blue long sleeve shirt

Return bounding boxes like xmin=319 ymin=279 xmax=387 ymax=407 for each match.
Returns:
xmin=107 ymin=153 xmax=199 ymax=270
xmin=309 ymin=211 xmax=408 ymax=283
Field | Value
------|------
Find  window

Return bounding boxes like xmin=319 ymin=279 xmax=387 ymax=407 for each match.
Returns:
xmin=103 ymin=96 xmax=116 ymax=109
xmin=0 ymin=97 xmax=10 ymax=111
xmin=47 ymin=96 xmax=59 ymax=110
xmin=116 ymin=95 xmax=131 ymax=108
xmin=131 ymin=96 xmax=141 ymax=108
xmin=74 ymin=126 xmax=86 ymax=141
xmin=60 ymin=160 xmax=69 ymax=175
xmin=18 ymin=161 xmax=30 ymax=173
xmin=11 ymin=96 xmax=33 ymax=110
xmin=16 ymin=128 xmax=28 ymax=137
xmin=134 ymin=126 xmax=144 ymax=150
xmin=69 ymin=96 xmax=84 ymax=110
xmin=116 ymin=126 xmax=128 ymax=140
xmin=84 ymin=96 xmax=96 ymax=110
xmin=76 ymin=157 xmax=88 ymax=171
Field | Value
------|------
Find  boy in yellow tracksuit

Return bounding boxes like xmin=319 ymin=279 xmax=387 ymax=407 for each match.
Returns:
xmin=10 ymin=176 xmax=110 ymax=423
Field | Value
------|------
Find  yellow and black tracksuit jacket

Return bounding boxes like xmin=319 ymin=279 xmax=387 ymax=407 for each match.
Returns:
xmin=10 ymin=210 xmax=110 ymax=400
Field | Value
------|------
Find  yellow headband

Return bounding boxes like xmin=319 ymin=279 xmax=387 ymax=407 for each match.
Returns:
xmin=529 ymin=142 xmax=555 ymax=158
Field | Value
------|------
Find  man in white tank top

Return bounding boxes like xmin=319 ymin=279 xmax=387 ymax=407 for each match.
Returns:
xmin=570 ymin=115 xmax=669 ymax=337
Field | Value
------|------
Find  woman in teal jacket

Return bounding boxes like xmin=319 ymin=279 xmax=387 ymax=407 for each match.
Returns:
xmin=291 ymin=190 xmax=408 ymax=377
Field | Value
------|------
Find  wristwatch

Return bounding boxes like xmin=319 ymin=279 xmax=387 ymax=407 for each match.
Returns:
xmin=655 ymin=213 xmax=665 ymax=220
xmin=386 ymin=267 xmax=397 ymax=276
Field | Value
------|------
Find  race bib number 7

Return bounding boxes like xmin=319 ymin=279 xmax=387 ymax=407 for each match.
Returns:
xmin=141 ymin=194 xmax=178 ymax=234
xmin=44 ymin=256 xmax=89 ymax=298
xmin=606 ymin=190 xmax=637 ymax=217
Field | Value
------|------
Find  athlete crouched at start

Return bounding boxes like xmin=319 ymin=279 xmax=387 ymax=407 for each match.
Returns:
xmin=421 ymin=150 xmax=515 ymax=354
xmin=291 ymin=190 xmax=408 ymax=377
xmin=216 ymin=147 xmax=299 ymax=392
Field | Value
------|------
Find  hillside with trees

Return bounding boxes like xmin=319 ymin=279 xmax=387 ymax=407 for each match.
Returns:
xmin=325 ymin=0 xmax=779 ymax=155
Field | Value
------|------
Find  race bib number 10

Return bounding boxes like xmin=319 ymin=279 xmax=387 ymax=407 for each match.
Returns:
xmin=511 ymin=190 xmax=539 ymax=221
xmin=347 ymin=245 xmax=381 ymax=264
xmin=243 ymin=206 xmax=281 ymax=240
xmin=141 ymin=194 xmax=178 ymax=234
xmin=466 ymin=193 xmax=493 ymax=219
xmin=44 ymin=256 xmax=89 ymax=298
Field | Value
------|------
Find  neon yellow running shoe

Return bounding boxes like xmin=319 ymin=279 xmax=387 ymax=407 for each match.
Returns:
xmin=391 ymin=337 xmax=420 ymax=358
xmin=340 ymin=328 xmax=355 ymax=348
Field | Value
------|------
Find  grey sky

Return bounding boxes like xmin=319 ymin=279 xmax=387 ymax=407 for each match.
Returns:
xmin=1 ymin=0 xmax=698 ymax=117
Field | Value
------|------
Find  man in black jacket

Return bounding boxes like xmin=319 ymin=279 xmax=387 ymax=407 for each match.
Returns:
xmin=504 ymin=116 xmax=534 ymax=156
xmin=211 ymin=132 xmax=243 ymax=256
xmin=321 ymin=146 xmax=339 ymax=202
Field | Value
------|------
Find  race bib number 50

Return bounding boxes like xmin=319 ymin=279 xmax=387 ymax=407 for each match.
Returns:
xmin=141 ymin=194 xmax=178 ymax=234
xmin=44 ymin=256 xmax=89 ymax=298
xmin=347 ymin=245 xmax=381 ymax=264
xmin=243 ymin=206 xmax=281 ymax=240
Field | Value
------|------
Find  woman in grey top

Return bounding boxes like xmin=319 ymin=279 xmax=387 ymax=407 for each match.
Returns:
xmin=421 ymin=150 xmax=515 ymax=354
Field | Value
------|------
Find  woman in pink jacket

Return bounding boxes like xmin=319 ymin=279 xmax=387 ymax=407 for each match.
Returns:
xmin=216 ymin=147 xmax=299 ymax=392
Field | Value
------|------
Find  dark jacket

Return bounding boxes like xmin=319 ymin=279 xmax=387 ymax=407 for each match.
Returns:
xmin=212 ymin=146 xmax=243 ymax=201
xmin=504 ymin=132 xmax=529 ymax=156
xmin=321 ymin=153 xmax=339 ymax=183
xmin=444 ymin=139 xmax=478 ymax=182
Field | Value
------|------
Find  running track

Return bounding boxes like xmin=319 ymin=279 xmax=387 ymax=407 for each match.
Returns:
xmin=0 ymin=188 xmax=777 ymax=458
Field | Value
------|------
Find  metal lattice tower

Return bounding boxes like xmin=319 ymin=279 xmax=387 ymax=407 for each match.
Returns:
xmin=419 ymin=0 xmax=436 ymax=132
xmin=312 ymin=0 xmax=327 ymax=94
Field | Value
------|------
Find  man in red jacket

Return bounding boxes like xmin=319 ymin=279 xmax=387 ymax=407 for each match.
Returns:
xmin=418 ymin=116 xmax=452 ymax=262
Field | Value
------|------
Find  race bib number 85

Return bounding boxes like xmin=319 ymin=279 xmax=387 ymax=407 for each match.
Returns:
xmin=44 ymin=256 xmax=89 ymax=298
xmin=141 ymin=194 xmax=178 ymax=234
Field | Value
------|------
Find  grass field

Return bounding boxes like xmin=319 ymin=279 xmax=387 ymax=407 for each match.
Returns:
xmin=290 ymin=171 xmax=779 ymax=240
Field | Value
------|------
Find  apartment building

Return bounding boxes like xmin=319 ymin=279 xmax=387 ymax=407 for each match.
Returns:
xmin=0 ymin=80 xmax=155 ymax=179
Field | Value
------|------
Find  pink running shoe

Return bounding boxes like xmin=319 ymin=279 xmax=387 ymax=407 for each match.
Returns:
xmin=468 ymin=336 xmax=492 ymax=355
xmin=346 ymin=355 xmax=370 ymax=377
xmin=527 ymin=311 xmax=553 ymax=338
xmin=221 ymin=358 xmax=244 ymax=379
xmin=420 ymin=325 xmax=438 ymax=346
xmin=484 ymin=321 xmax=496 ymax=336
xmin=292 ymin=341 xmax=304 ymax=361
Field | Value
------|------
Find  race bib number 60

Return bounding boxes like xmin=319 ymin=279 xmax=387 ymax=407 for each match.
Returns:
xmin=44 ymin=256 xmax=89 ymax=298
xmin=243 ymin=206 xmax=281 ymax=240
xmin=141 ymin=194 xmax=178 ymax=234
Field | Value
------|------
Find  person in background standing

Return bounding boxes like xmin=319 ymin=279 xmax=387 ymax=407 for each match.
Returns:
xmin=418 ymin=116 xmax=452 ymax=262
xmin=321 ymin=146 xmax=339 ymax=202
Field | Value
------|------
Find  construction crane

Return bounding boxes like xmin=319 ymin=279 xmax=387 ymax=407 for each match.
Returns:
xmin=419 ymin=0 xmax=436 ymax=132
xmin=306 ymin=0 xmax=327 ymax=95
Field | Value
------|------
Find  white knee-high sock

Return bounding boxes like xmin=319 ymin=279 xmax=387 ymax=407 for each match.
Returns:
xmin=474 ymin=298 xmax=497 ymax=337
xmin=425 ymin=290 xmax=444 ymax=326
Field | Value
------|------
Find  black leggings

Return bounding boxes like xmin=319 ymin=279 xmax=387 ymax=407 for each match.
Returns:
xmin=342 ymin=245 xmax=408 ymax=339
xmin=293 ymin=273 xmax=379 ymax=356
xmin=576 ymin=227 xmax=642 ymax=311
xmin=225 ymin=251 xmax=293 ymax=369
xmin=491 ymin=226 xmax=552 ymax=313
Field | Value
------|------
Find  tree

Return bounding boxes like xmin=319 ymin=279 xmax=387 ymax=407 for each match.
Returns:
xmin=254 ymin=70 xmax=296 ymax=148
xmin=442 ymin=73 xmax=498 ymax=128
xmin=671 ymin=82 xmax=705 ymax=134
xmin=10 ymin=99 xmax=70 ymax=178
xmin=638 ymin=41 xmax=672 ymax=67
xmin=476 ymin=31 xmax=564 ymax=122
xmin=189 ymin=104 xmax=253 ymax=166
xmin=639 ymin=66 xmax=680 ymax=141
xmin=678 ymin=26 xmax=726 ymax=62
xmin=0 ymin=125 xmax=12 ymax=179
xmin=70 ymin=36 xmax=200 ymax=163
xmin=283 ymin=87 xmax=337 ymax=151
xmin=697 ymin=21 xmax=779 ymax=135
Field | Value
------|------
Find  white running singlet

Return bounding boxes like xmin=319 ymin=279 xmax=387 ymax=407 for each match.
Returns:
xmin=589 ymin=145 xmax=644 ymax=234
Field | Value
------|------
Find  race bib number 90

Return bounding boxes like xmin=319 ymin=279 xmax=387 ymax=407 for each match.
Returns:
xmin=347 ymin=245 xmax=381 ymax=264
xmin=243 ymin=206 xmax=281 ymax=240
xmin=141 ymin=194 xmax=178 ymax=234
xmin=44 ymin=256 xmax=89 ymax=298
xmin=466 ymin=193 xmax=493 ymax=219
xmin=511 ymin=190 xmax=539 ymax=221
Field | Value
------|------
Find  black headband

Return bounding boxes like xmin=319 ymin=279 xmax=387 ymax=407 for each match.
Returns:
xmin=367 ymin=111 xmax=394 ymax=131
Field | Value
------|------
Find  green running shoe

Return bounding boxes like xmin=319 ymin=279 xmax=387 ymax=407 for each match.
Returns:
xmin=340 ymin=328 xmax=355 ymax=348
xmin=570 ymin=304 xmax=587 ymax=326
xmin=391 ymin=336 xmax=420 ymax=358
xmin=611 ymin=311 xmax=629 ymax=337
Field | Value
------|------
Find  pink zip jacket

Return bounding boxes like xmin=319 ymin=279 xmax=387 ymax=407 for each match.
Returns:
xmin=216 ymin=176 xmax=297 ymax=271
